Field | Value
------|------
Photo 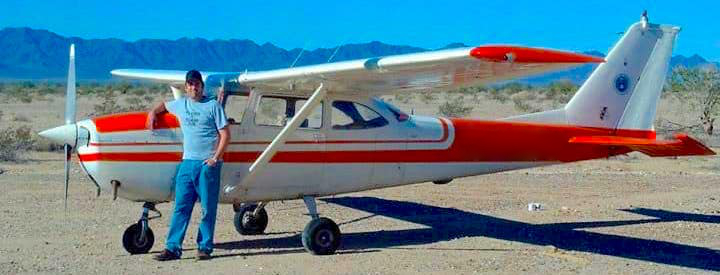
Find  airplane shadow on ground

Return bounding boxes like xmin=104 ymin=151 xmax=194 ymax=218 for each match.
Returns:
xmin=216 ymin=196 xmax=720 ymax=271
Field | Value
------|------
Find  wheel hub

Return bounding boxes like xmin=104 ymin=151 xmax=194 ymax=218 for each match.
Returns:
xmin=315 ymin=228 xmax=334 ymax=247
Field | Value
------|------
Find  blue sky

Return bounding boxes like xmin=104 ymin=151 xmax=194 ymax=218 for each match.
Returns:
xmin=3 ymin=0 xmax=719 ymax=60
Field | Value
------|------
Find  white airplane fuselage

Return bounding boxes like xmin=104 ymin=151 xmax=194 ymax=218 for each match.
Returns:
xmin=75 ymin=92 xmax=633 ymax=204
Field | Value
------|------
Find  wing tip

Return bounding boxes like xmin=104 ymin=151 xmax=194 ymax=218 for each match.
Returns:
xmin=470 ymin=45 xmax=605 ymax=64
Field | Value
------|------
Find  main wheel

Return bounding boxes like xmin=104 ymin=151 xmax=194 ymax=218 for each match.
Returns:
xmin=301 ymin=217 xmax=341 ymax=255
xmin=122 ymin=223 xmax=154 ymax=254
xmin=233 ymin=205 xmax=269 ymax=235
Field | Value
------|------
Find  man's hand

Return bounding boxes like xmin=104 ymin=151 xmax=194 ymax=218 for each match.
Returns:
xmin=146 ymin=111 xmax=156 ymax=130
xmin=147 ymin=102 xmax=168 ymax=130
xmin=207 ymin=127 xmax=230 ymax=167
xmin=204 ymin=157 xmax=218 ymax=167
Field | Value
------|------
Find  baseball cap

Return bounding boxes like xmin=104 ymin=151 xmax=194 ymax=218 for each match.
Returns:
xmin=185 ymin=69 xmax=203 ymax=85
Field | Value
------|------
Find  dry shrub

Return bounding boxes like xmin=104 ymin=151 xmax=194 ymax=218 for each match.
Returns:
xmin=542 ymin=80 xmax=577 ymax=104
xmin=511 ymin=91 xmax=542 ymax=113
xmin=12 ymin=114 xmax=31 ymax=122
xmin=668 ymin=67 xmax=720 ymax=135
xmin=33 ymin=137 xmax=63 ymax=152
xmin=438 ymin=95 xmax=473 ymax=117
xmin=0 ymin=125 xmax=36 ymax=161
xmin=394 ymin=93 xmax=413 ymax=104
xmin=419 ymin=91 xmax=438 ymax=104
xmin=487 ymin=89 xmax=510 ymax=103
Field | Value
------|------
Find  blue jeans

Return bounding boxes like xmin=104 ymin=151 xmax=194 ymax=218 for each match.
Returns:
xmin=165 ymin=159 xmax=222 ymax=256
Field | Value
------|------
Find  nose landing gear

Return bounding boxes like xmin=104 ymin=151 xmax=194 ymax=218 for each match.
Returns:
xmin=122 ymin=202 xmax=161 ymax=254
xmin=233 ymin=202 xmax=269 ymax=235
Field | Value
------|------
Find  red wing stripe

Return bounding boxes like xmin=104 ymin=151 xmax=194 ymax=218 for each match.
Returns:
xmin=470 ymin=46 xmax=605 ymax=63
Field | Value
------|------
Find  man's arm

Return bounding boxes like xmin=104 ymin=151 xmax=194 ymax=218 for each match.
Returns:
xmin=147 ymin=102 xmax=167 ymax=130
xmin=205 ymin=127 xmax=230 ymax=166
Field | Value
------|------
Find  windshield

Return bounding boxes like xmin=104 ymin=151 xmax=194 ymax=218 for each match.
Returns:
xmin=377 ymin=98 xmax=410 ymax=122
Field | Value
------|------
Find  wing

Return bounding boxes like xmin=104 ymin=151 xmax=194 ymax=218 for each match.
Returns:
xmin=112 ymin=45 xmax=603 ymax=96
xmin=109 ymin=69 xmax=237 ymax=84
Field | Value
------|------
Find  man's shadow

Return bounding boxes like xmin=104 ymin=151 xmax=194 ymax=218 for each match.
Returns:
xmin=216 ymin=196 xmax=720 ymax=271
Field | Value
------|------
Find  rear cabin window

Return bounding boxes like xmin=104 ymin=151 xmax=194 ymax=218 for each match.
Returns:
xmin=254 ymin=95 xmax=322 ymax=129
xmin=331 ymin=101 xmax=388 ymax=130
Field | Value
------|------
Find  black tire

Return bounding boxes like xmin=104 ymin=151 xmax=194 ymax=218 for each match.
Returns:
xmin=301 ymin=217 xmax=341 ymax=255
xmin=233 ymin=205 xmax=269 ymax=235
xmin=122 ymin=223 xmax=154 ymax=254
xmin=433 ymin=179 xmax=453 ymax=185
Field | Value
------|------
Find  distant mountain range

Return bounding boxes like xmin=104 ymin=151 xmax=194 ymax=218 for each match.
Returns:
xmin=1 ymin=27 xmax=717 ymax=84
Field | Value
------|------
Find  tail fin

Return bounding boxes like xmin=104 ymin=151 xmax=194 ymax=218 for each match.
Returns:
xmin=564 ymin=16 xmax=681 ymax=131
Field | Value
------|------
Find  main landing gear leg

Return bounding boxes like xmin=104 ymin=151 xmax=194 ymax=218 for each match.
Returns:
xmin=301 ymin=196 xmax=341 ymax=255
xmin=122 ymin=202 xmax=161 ymax=254
xmin=233 ymin=202 xmax=269 ymax=235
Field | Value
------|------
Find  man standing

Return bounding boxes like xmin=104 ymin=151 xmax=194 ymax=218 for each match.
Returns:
xmin=149 ymin=70 xmax=230 ymax=261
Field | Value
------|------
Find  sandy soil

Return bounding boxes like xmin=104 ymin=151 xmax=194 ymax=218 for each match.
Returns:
xmin=1 ymin=151 xmax=719 ymax=274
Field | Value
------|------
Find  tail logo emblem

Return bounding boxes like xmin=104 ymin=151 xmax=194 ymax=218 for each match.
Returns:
xmin=614 ymin=74 xmax=630 ymax=94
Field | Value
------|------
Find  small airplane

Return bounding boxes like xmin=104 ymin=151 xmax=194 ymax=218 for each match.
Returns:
xmin=39 ymin=14 xmax=714 ymax=255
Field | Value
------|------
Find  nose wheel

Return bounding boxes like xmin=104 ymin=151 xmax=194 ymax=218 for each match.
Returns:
xmin=122 ymin=202 xmax=161 ymax=254
xmin=122 ymin=222 xmax=154 ymax=254
xmin=233 ymin=203 xmax=269 ymax=235
xmin=300 ymin=196 xmax=341 ymax=255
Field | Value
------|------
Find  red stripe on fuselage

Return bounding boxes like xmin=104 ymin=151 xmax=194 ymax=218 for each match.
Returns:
xmin=79 ymin=152 xmax=182 ymax=162
xmin=80 ymin=118 xmax=649 ymax=163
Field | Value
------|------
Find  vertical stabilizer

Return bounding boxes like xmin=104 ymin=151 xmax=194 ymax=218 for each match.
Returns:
xmin=564 ymin=17 xmax=680 ymax=130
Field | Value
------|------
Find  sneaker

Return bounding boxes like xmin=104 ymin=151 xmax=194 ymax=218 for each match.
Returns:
xmin=153 ymin=249 xmax=180 ymax=261
xmin=196 ymin=250 xmax=212 ymax=261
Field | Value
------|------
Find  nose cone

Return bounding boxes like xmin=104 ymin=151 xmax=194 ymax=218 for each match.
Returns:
xmin=39 ymin=124 xmax=77 ymax=146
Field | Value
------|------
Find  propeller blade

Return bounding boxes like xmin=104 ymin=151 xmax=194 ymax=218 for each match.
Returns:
xmin=66 ymin=44 xmax=76 ymax=125
xmin=64 ymin=44 xmax=76 ymax=210
xmin=64 ymin=144 xmax=71 ymax=210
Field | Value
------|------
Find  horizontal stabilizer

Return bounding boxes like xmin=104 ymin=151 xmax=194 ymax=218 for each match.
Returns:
xmin=568 ymin=134 xmax=715 ymax=157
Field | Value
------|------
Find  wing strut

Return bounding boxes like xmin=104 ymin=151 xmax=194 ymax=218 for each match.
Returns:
xmin=224 ymin=83 xmax=326 ymax=194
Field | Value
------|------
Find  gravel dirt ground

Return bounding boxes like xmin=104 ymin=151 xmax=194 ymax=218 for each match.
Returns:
xmin=1 ymin=151 xmax=719 ymax=274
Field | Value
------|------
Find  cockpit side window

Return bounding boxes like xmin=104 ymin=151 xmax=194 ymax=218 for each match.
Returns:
xmin=331 ymin=101 xmax=388 ymax=130
xmin=223 ymin=93 xmax=250 ymax=125
xmin=254 ymin=95 xmax=322 ymax=129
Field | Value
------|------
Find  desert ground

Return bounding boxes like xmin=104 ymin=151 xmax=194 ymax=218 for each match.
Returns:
xmin=1 ymin=90 xmax=719 ymax=274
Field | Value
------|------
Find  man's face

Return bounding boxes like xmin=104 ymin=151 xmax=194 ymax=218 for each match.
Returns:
xmin=185 ymin=79 xmax=204 ymax=100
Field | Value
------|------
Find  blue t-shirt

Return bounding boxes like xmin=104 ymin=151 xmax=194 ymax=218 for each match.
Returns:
xmin=165 ymin=97 xmax=228 ymax=160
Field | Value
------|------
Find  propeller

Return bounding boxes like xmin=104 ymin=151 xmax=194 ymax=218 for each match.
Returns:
xmin=39 ymin=44 xmax=78 ymax=210
xmin=64 ymin=44 xmax=77 ymax=210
